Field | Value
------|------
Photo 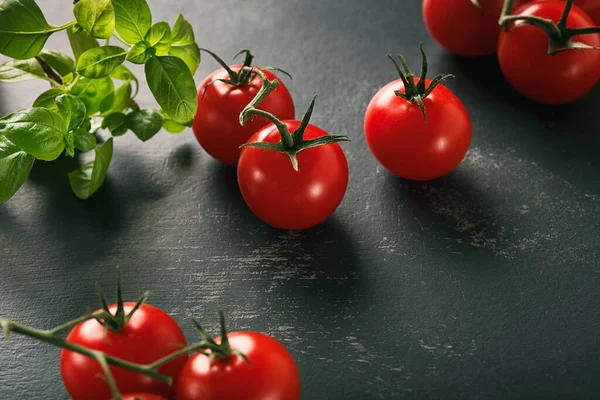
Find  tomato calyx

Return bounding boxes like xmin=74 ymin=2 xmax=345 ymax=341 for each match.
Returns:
xmin=499 ymin=0 xmax=600 ymax=54
xmin=191 ymin=311 xmax=250 ymax=363
xmin=388 ymin=44 xmax=453 ymax=121
xmin=239 ymin=68 xmax=350 ymax=171
xmin=199 ymin=48 xmax=292 ymax=98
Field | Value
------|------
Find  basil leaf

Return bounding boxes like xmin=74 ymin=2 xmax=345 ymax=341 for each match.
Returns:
xmin=162 ymin=118 xmax=186 ymax=134
xmin=67 ymin=26 xmax=99 ymax=61
xmin=73 ymin=0 xmax=115 ymax=39
xmin=110 ymin=64 xmax=134 ymax=80
xmin=68 ymin=138 xmax=113 ymax=200
xmin=145 ymin=22 xmax=171 ymax=56
xmin=64 ymin=131 xmax=75 ymax=157
xmin=73 ymin=128 xmax=96 ymax=152
xmin=0 ymin=108 xmax=66 ymax=161
xmin=77 ymin=46 xmax=127 ymax=78
xmin=0 ymin=136 xmax=34 ymax=203
xmin=38 ymin=50 xmax=76 ymax=76
xmin=102 ymin=112 xmax=128 ymax=137
xmin=169 ymin=14 xmax=200 ymax=73
xmin=127 ymin=41 xmax=156 ymax=64
xmin=0 ymin=59 xmax=47 ymax=83
xmin=112 ymin=0 xmax=152 ymax=44
xmin=145 ymin=56 xmax=197 ymax=124
xmin=71 ymin=76 xmax=114 ymax=115
xmin=56 ymin=94 xmax=86 ymax=131
xmin=0 ymin=0 xmax=69 ymax=59
xmin=33 ymin=88 xmax=66 ymax=110
xmin=126 ymin=109 xmax=163 ymax=141
xmin=104 ymin=80 xmax=131 ymax=114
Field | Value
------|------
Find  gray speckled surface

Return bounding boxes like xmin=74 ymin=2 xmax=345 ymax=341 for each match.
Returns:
xmin=1 ymin=0 xmax=600 ymax=399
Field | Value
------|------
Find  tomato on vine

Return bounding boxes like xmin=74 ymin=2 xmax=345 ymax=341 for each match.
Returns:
xmin=423 ymin=0 xmax=524 ymax=56
xmin=60 ymin=273 xmax=188 ymax=400
xmin=364 ymin=45 xmax=472 ymax=181
xmin=192 ymin=49 xmax=295 ymax=166
xmin=498 ymin=0 xmax=600 ymax=104
xmin=538 ymin=0 xmax=600 ymax=24
xmin=176 ymin=313 xmax=301 ymax=400
xmin=236 ymin=69 xmax=349 ymax=230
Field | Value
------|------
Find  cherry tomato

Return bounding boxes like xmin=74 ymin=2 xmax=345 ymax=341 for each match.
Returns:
xmin=121 ymin=394 xmax=168 ymax=400
xmin=538 ymin=0 xmax=600 ymax=24
xmin=60 ymin=303 xmax=188 ymax=400
xmin=423 ymin=0 xmax=524 ymax=56
xmin=237 ymin=121 xmax=348 ymax=230
xmin=498 ymin=1 xmax=600 ymax=104
xmin=364 ymin=78 xmax=472 ymax=181
xmin=175 ymin=332 xmax=301 ymax=400
xmin=193 ymin=65 xmax=295 ymax=166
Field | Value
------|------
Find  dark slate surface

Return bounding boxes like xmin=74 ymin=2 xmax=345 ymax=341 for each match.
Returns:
xmin=1 ymin=0 xmax=600 ymax=399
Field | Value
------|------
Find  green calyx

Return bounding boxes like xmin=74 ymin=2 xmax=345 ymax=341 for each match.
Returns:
xmin=94 ymin=267 xmax=149 ymax=333
xmin=199 ymin=48 xmax=291 ymax=99
xmin=192 ymin=311 xmax=250 ymax=363
xmin=499 ymin=0 xmax=600 ymax=55
xmin=239 ymin=67 xmax=349 ymax=171
xmin=388 ymin=44 xmax=453 ymax=121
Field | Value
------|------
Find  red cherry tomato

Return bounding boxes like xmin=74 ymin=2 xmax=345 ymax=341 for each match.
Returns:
xmin=121 ymin=394 xmax=168 ymax=400
xmin=237 ymin=121 xmax=348 ymax=230
xmin=498 ymin=1 xmax=600 ymax=104
xmin=60 ymin=303 xmax=188 ymax=400
xmin=537 ymin=0 xmax=600 ymax=24
xmin=175 ymin=332 xmax=301 ymax=400
xmin=423 ymin=0 xmax=524 ymax=56
xmin=193 ymin=65 xmax=295 ymax=166
xmin=364 ymin=78 xmax=472 ymax=181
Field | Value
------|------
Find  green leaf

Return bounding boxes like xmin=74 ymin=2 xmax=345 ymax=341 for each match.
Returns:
xmin=73 ymin=0 xmax=115 ymax=39
xmin=77 ymin=46 xmax=127 ymax=78
xmin=145 ymin=22 xmax=171 ymax=56
xmin=71 ymin=76 xmax=114 ymax=115
xmin=104 ymin=80 xmax=131 ymax=114
xmin=67 ymin=26 xmax=100 ymax=61
xmin=68 ymin=138 xmax=113 ymax=200
xmin=0 ymin=0 xmax=72 ymax=59
xmin=102 ymin=112 xmax=127 ymax=136
xmin=38 ymin=50 xmax=76 ymax=76
xmin=127 ymin=41 xmax=156 ymax=64
xmin=126 ymin=109 xmax=163 ymax=141
xmin=0 ymin=136 xmax=34 ymax=203
xmin=0 ymin=59 xmax=46 ymax=83
xmin=110 ymin=64 xmax=134 ymax=80
xmin=73 ymin=127 xmax=96 ymax=152
xmin=169 ymin=14 xmax=200 ymax=73
xmin=56 ymin=95 xmax=86 ymax=131
xmin=162 ymin=118 xmax=186 ymax=134
xmin=0 ymin=108 xmax=66 ymax=161
xmin=145 ymin=56 xmax=197 ymax=124
xmin=112 ymin=0 xmax=152 ymax=44
xmin=64 ymin=130 xmax=75 ymax=157
xmin=33 ymin=88 xmax=66 ymax=110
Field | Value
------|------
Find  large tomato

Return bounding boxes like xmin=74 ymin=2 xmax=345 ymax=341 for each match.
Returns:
xmin=423 ymin=0 xmax=524 ymax=56
xmin=364 ymin=78 xmax=472 ymax=181
xmin=60 ymin=303 xmax=188 ymax=400
xmin=498 ymin=1 xmax=600 ymax=104
xmin=175 ymin=332 xmax=301 ymax=400
xmin=237 ymin=121 xmax=348 ymax=230
xmin=193 ymin=65 xmax=295 ymax=166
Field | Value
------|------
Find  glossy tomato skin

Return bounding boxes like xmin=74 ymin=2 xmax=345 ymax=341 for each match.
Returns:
xmin=60 ymin=303 xmax=188 ymax=400
xmin=175 ymin=332 xmax=301 ymax=400
xmin=121 ymin=394 xmax=168 ymax=400
xmin=193 ymin=64 xmax=295 ymax=166
xmin=423 ymin=0 xmax=523 ymax=56
xmin=237 ymin=121 xmax=348 ymax=230
xmin=498 ymin=1 xmax=600 ymax=104
xmin=364 ymin=78 xmax=472 ymax=181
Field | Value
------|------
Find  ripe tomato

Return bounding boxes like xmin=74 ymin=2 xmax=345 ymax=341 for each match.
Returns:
xmin=364 ymin=77 xmax=471 ymax=181
xmin=60 ymin=303 xmax=188 ymax=400
xmin=193 ymin=64 xmax=295 ymax=166
xmin=423 ymin=0 xmax=524 ymax=56
xmin=237 ymin=121 xmax=348 ymax=230
xmin=175 ymin=332 xmax=301 ymax=400
xmin=537 ymin=0 xmax=600 ymax=24
xmin=498 ymin=1 xmax=600 ymax=104
xmin=121 ymin=394 xmax=168 ymax=400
